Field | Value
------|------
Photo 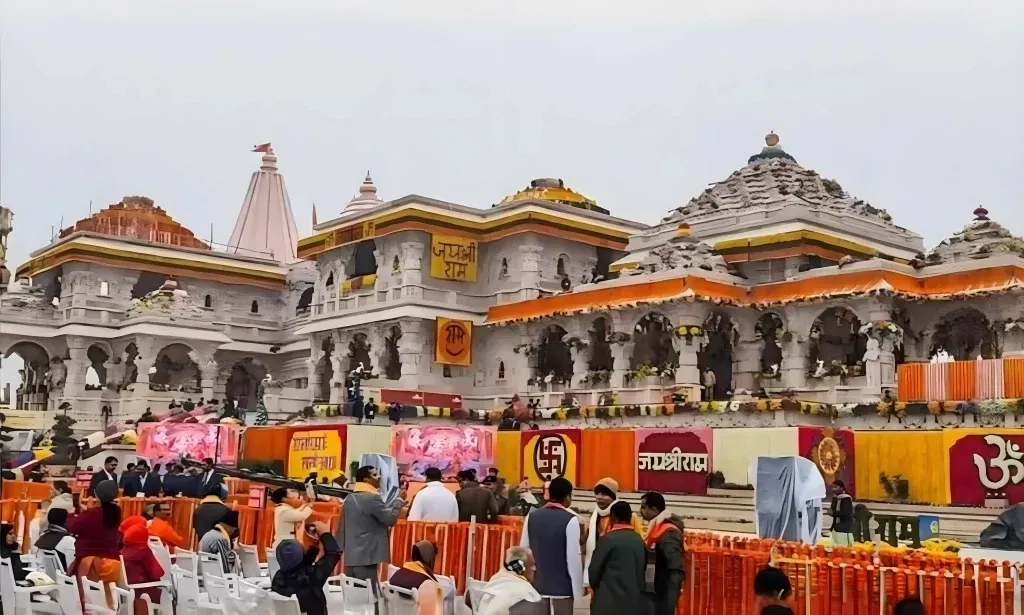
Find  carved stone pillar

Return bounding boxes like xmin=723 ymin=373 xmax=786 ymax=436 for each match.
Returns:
xmin=571 ymin=346 xmax=589 ymax=388
xmin=306 ymin=358 xmax=321 ymax=403
xmin=63 ymin=336 xmax=90 ymax=398
xmin=132 ymin=338 xmax=159 ymax=389
xmin=104 ymin=359 xmax=125 ymax=391
xmin=400 ymin=242 xmax=424 ymax=299
xmin=398 ymin=319 xmax=423 ymax=378
xmin=365 ymin=325 xmax=386 ymax=376
xmin=675 ymin=344 xmax=700 ymax=387
xmin=200 ymin=359 xmax=219 ymax=401
xmin=780 ymin=340 xmax=808 ymax=390
xmin=611 ymin=341 xmax=635 ymax=389
xmin=329 ymin=354 xmax=345 ymax=405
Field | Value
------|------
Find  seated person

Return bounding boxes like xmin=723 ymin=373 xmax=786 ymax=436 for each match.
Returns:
xmin=388 ymin=540 xmax=444 ymax=615
xmin=34 ymin=508 xmax=77 ymax=569
xmin=271 ymin=522 xmax=342 ymax=615
xmin=754 ymin=566 xmax=792 ymax=612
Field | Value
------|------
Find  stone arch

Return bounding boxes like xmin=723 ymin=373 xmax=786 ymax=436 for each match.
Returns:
xmin=556 ymin=253 xmax=570 ymax=278
xmin=225 ymin=358 xmax=268 ymax=411
xmin=151 ymin=343 xmax=201 ymax=392
xmin=930 ymin=307 xmax=998 ymax=360
xmin=383 ymin=326 xmax=402 ymax=380
xmin=809 ymin=307 xmax=865 ymax=369
xmin=698 ymin=312 xmax=736 ymax=399
xmin=631 ymin=312 xmax=677 ymax=370
xmin=296 ymin=287 xmax=313 ymax=315
xmin=755 ymin=312 xmax=786 ymax=375
xmin=587 ymin=317 xmax=613 ymax=372
xmin=3 ymin=341 xmax=50 ymax=410
xmin=86 ymin=343 xmax=111 ymax=388
xmin=537 ymin=324 xmax=572 ymax=384
xmin=348 ymin=333 xmax=372 ymax=373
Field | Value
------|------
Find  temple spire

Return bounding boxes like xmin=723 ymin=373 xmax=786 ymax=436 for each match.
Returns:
xmin=227 ymin=144 xmax=301 ymax=262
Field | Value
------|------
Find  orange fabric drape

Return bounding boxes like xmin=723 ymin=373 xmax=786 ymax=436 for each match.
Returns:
xmin=947 ymin=360 xmax=976 ymax=401
xmin=1005 ymin=357 xmax=1024 ymax=399
xmin=897 ymin=363 xmax=926 ymax=402
xmin=241 ymin=426 xmax=295 ymax=462
xmin=578 ymin=429 xmax=635 ymax=492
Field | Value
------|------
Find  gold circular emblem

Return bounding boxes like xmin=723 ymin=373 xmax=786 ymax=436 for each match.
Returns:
xmin=817 ymin=436 xmax=842 ymax=475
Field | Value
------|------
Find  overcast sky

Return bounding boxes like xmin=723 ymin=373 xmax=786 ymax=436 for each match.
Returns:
xmin=1 ymin=1 xmax=1022 ymax=391
xmin=2 ymin=0 xmax=1022 ymax=265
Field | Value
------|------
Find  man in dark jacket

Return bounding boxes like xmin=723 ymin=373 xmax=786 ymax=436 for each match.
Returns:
xmin=192 ymin=486 xmax=231 ymax=539
xmin=123 ymin=461 xmax=162 ymax=497
xmin=587 ymin=501 xmax=646 ymax=615
xmin=830 ymin=480 xmax=854 ymax=546
xmin=639 ymin=492 xmax=684 ymax=615
xmin=271 ymin=521 xmax=341 ymax=615
xmin=456 ymin=470 xmax=498 ymax=523
xmin=195 ymin=458 xmax=225 ymax=496
xmin=520 ymin=477 xmax=582 ymax=615
xmin=88 ymin=456 xmax=119 ymax=497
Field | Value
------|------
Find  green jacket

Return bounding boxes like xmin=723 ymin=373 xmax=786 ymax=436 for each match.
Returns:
xmin=587 ymin=526 xmax=647 ymax=615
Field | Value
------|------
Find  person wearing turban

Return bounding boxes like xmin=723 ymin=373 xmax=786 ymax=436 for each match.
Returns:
xmin=121 ymin=523 xmax=165 ymax=615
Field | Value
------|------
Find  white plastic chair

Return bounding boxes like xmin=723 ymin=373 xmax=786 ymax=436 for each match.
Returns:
xmin=54 ymin=571 xmax=84 ymax=615
xmin=380 ymin=582 xmax=418 ymax=615
xmin=435 ymin=574 xmax=457 ymax=615
xmin=326 ymin=574 xmax=375 ymax=615
xmin=1 ymin=556 xmax=60 ymax=615
xmin=266 ymin=591 xmax=302 ymax=615
xmin=386 ymin=564 xmax=399 ymax=580
xmin=265 ymin=550 xmax=279 ymax=580
xmin=238 ymin=545 xmax=268 ymax=581
xmin=465 ymin=578 xmax=489 ymax=612
xmin=202 ymin=572 xmax=237 ymax=604
xmin=174 ymin=549 xmax=197 ymax=574
xmin=37 ymin=550 xmax=64 ymax=580
xmin=147 ymin=540 xmax=175 ymax=585
xmin=80 ymin=578 xmax=121 ymax=615
xmin=171 ymin=565 xmax=207 ymax=613
xmin=198 ymin=551 xmax=229 ymax=581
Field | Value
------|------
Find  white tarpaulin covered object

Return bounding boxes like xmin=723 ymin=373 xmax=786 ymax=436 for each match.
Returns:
xmin=749 ymin=456 xmax=827 ymax=544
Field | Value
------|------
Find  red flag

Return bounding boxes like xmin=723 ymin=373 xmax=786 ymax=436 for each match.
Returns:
xmin=252 ymin=142 xmax=272 ymax=153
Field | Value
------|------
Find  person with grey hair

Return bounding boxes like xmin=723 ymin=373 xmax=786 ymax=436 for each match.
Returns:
xmin=472 ymin=545 xmax=544 ymax=615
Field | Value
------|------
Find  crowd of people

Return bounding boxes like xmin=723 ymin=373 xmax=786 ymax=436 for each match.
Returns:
xmin=2 ymin=451 xmax=932 ymax=615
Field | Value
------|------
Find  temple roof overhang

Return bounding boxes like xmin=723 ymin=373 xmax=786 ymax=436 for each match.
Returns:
xmin=15 ymin=232 xmax=288 ymax=290
xmin=484 ymin=255 xmax=1024 ymax=324
xmin=298 ymin=194 xmax=647 ymax=260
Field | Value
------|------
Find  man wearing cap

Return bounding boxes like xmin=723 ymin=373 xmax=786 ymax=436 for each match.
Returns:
xmin=584 ymin=477 xmax=644 ymax=587
xmin=340 ymin=465 xmax=406 ymax=613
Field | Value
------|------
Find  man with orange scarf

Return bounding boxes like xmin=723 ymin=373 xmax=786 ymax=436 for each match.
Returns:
xmin=587 ymin=501 xmax=646 ymax=615
xmin=639 ymin=492 xmax=685 ymax=615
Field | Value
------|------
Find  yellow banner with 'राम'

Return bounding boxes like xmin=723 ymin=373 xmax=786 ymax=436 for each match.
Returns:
xmin=435 ymin=318 xmax=473 ymax=366
xmin=287 ymin=429 xmax=345 ymax=481
xmin=430 ymin=234 xmax=478 ymax=281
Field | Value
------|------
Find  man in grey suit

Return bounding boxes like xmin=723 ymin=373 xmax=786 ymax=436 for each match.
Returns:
xmin=340 ymin=465 xmax=405 ymax=613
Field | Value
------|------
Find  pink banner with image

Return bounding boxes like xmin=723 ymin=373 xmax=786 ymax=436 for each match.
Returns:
xmin=390 ymin=425 xmax=496 ymax=481
xmin=136 ymin=423 xmax=240 ymax=467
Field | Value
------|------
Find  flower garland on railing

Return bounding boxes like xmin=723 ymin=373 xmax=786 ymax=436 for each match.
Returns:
xmin=859 ymin=320 xmax=905 ymax=347
xmin=674 ymin=325 xmax=704 ymax=345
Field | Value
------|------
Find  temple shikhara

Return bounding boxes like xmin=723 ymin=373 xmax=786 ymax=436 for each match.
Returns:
xmin=3 ymin=133 xmax=1024 ymax=509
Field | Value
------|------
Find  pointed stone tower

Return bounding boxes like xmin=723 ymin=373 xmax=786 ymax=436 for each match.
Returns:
xmin=227 ymin=145 xmax=301 ymax=262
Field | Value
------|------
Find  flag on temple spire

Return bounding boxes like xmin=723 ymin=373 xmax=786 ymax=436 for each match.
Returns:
xmin=252 ymin=142 xmax=272 ymax=153
xmin=312 ymin=202 xmax=318 ymax=227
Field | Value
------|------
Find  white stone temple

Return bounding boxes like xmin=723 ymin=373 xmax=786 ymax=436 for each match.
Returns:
xmin=2 ymin=133 xmax=1023 ymax=432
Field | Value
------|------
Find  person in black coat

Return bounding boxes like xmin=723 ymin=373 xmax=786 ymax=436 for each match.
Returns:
xmin=271 ymin=522 xmax=342 ymax=615
xmin=123 ymin=461 xmax=162 ymax=497
xmin=192 ymin=486 xmax=231 ymax=539
xmin=162 ymin=464 xmax=189 ymax=497
xmin=88 ymin=456 xmax=119 ymax=497
xmin=194 ymin=458 xmax=225 ymax=496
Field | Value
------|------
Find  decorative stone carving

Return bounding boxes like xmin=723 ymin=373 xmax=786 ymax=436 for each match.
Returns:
xmin=630 ymin=236 xmax=730 ymax=276
xmin=519 ymin=244 xmax=544 ymax=272
xmin=330 ymin=354 xmax=345 ymax=386
xmin=62 ymin=270 xmax=94 ymax=295
xmin=45 ymin=357 xmax=67 ymax=392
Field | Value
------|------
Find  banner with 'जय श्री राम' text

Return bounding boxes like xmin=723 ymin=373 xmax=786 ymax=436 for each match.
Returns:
xmin=430 ymin=234 xmax=478 ymax=281
xmin=287 ymin=428 xmax=345 ymax=481
xmin=435 ymin=318 xmax=473 ymax=366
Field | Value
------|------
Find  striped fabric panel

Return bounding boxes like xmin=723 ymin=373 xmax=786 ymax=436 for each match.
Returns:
xmin=975 ymin=358 xmax=1005 ymax=400
xmin=924 ymin=362 xmax=948 ymax=402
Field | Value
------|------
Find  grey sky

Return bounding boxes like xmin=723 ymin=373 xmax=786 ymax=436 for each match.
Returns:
xmin=1 ymin=0 xmax=1022 ymax=269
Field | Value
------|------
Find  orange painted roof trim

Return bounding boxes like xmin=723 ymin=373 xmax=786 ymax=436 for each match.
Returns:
xmin=485 ymin=265 xmax=1024 ymax=324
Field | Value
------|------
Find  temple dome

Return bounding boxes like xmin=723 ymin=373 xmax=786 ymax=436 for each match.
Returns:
xmin=927 ymin=206 xmax=1024 ymax=264
xmin=59 ymin=196 xmax=209 ymax=250
xmin=341 ymin=172 xmax=384 ymax=216
xmin=663 ymin=132 xmax=895 ymax=226
xmin=497 ymin=178 xmax=609 ymax=215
